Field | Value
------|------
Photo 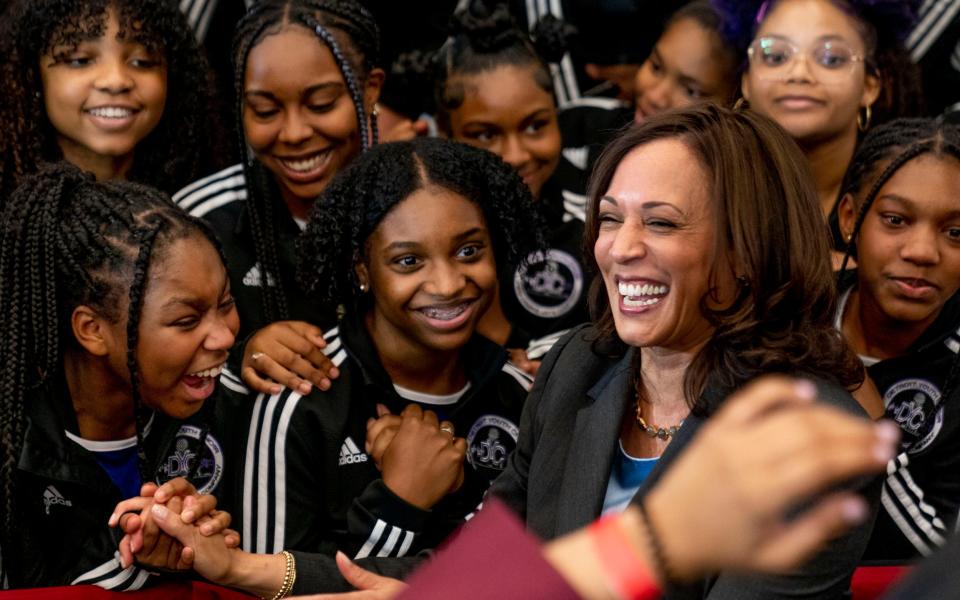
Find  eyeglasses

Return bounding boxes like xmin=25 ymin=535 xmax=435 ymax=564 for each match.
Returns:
xmin=747 ymin=36 xmax=866 ymax=82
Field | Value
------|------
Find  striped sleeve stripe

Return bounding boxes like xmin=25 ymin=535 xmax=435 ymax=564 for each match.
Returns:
xmin=525 ymin=329 xmax=570 ymax=360
xmin=179 ymin=0 xmax=219 ymax=41
xmin=377 ymin=526 xmax=403 ymax=557
xmin=123 ymin=569 xmax=152 ymax=592
xmin=173 ymin=165 xmax=247 ymax=217
xmin=172 ymin=163 xmax=243 ymax=205
xmin=242 ymin=390 xmax=304 ymax=554
xmin=241 ymin=394 xmax=265 ymax=551
xmin=908 ymin=0 xmax=960 ymax=61
xmin=220 ymin=366 xmax=250 ymax=394
xmin=271 ymin=392 xmax=302 ymax=552
xmin=502 ymin=361 xmax=535 ymax=392
xmin=881 ymin=453 xmax=948 ymax=555
xmin=72 ymin=553 xmax=151 ymax=590
xmin=355 ymin=520 xmax=387 ymax=559
xmin=321 ymin=328 xmax=348 ymax=367
xmin=190 ymin=189 xmax=248 ymax=219
xmin=354 ymin=520 xmax=417 ymax=559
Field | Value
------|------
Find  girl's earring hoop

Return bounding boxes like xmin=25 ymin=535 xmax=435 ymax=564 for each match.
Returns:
xmin=857 ymin=104 xmax=872 ymax=132
xmin=733 ymin=97 xmax=748 ymax=111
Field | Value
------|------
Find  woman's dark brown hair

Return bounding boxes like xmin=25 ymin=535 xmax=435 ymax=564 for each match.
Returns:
xmin=585 ymin=103 xmax=863 ymax=414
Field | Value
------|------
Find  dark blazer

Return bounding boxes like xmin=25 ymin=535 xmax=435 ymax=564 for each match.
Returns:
xmin=489 ymin=324 xmax=882 ymax=599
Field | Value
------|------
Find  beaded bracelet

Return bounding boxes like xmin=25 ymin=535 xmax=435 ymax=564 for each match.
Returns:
xmin=589 ymin=515 xmax=661 ymax=600
xmin=264 ymin=551 xmax=297 ymax=600
xmin=636 ymin=501 xmax=675 ymax=585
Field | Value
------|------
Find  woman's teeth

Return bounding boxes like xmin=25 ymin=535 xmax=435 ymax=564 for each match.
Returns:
xmin=188 ymin=364 xmax=224 ymax=379
xmin=618 ymin=282 xmax=668 ymax=308
xmin=281 ymin=152 xmax=328 ymax=173
xmin=87 ymin=107 xmax=134 ymax=119
xmin=421 ymin=303 xmax=469 ymax=321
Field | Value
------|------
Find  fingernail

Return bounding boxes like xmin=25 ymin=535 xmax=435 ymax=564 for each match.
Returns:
xmin=201 ymin=524 xmax=212 ymax=535
xmin=794 ymin=379 xmax=817 ymax=400
xmin=320 ymin=379 xmax=331 ymax=390
xmin=181 ymin=510 xmax=196 ymax=523
xmin=330 ymin=367 xmax=339 ymax=378
xmin=271 ymin=386 xmax=281 ymax=395
xmin=155 ymin=490 xmax=167 ymax=502
xmin=299 ymin=382 xmax=312 ymax=394
xmin=151 ymin=504 xmax=169 ymax=520
xmin=108 ymin=512 xmax=118 ymax=526
xmin=842 ymin=498 xmax=868 ymax=524
xmin=875 ymin=421 xmax=900 ymax=444
xmin=874 ymin=442 xmax=896 ymax=463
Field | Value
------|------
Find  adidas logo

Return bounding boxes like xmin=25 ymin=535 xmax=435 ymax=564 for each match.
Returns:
xmin=43 ymin=485 xmax=72 ymax=515
xmin=242 ymin=264 xmax=277 ymax=288
xmin=338 ymin=437 xmax=368 ymax=466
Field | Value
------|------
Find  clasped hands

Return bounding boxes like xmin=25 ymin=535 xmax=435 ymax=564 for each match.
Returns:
xmin=109 ymin=477 xmax=238 ymax=572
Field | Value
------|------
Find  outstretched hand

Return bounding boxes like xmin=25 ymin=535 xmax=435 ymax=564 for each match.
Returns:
xmin=644 ymin=376 xmax=899 ymax=579
xmin=292 ymin=552 xmax=407 ymax=600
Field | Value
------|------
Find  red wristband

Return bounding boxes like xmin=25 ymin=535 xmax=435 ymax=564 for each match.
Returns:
xmin=589 ymin=515 xmax=662 ymax=600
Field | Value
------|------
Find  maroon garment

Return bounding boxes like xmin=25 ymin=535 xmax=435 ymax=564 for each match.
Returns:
xmin=397 ymin=499 xmax=581 ymax=600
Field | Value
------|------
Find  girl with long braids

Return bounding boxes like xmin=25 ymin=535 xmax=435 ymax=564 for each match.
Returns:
xmin=718 ymin=0 xmax=924 ymax=224
xmin=173 ymin=0 xmax=383 ymax=397
xmin=834 ymin=118 xmax=960 ymax=561
xmin=0 ymin=163 xmax=240 ymax=589
xmin=0 ymin=0 xmax=225 ymax=201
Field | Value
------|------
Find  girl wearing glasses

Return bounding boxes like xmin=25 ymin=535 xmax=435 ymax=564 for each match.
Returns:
xmin=719 ymin=0 xmax=922 ymax=228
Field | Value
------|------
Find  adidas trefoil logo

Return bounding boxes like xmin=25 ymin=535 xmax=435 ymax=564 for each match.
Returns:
xmin=43 ymin=485 xmax=72 ymax=515
xmin=338 ymin=437 xmax=368 ymax=466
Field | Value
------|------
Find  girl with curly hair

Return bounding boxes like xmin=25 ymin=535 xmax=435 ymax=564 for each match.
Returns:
xmin=835 ymin=118 xmax=960 ymax=561
xmin=0 ymin=0 xmax=225 ymax=200
xmin=0 ymin=162 xmax=239 ymax=588
xmin=718 ymin=0 xmax=925 ymax=225
xmin=199 ymin=138 xmax=542 ymax=584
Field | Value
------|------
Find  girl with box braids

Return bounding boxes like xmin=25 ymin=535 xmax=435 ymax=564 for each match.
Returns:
xmin=230 ymin=0 xmax=382 ymax=323
xmin=0 ymin=162 xmax=235 ymax=586
xmin=834 ymin=118 xmax=960 ymax=559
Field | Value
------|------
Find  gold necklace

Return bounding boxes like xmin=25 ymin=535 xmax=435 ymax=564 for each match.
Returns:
xmin=634 ymin=399 xmax=684 ymax=440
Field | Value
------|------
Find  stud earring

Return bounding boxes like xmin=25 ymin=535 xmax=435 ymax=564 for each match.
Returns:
xmin=359 ymin=282 xmax=368 ymax=293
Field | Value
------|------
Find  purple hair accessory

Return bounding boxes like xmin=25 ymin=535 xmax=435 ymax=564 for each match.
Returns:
xmin=755 ymin=0 xmax=770 ymax=25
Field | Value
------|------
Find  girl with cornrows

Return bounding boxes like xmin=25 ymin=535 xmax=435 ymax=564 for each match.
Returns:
xmin=0 ymin=163 xmax=240 ymax=588
xmin=174 ymin=0 xmax=382 ymax=396
xmin=0 ymin=0 xmax=225 ymax=200
xmin=719 ymin=0 xmax=924 ymax=223
xmin=835 ymin=118 xmax=960 ymax=561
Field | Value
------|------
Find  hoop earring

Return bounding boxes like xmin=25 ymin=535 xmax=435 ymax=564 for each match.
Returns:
xmin=733 ymin=97 xmax=748 ymax=111
xmin=372 ymin=103 xmax=380 ymax=118
xmin=857 ymin=104 xmax=872 ymax=132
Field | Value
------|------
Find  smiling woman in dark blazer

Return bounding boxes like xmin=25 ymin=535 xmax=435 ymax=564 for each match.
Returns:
xmin=489 ymin=103 xmax=877 ymax=600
